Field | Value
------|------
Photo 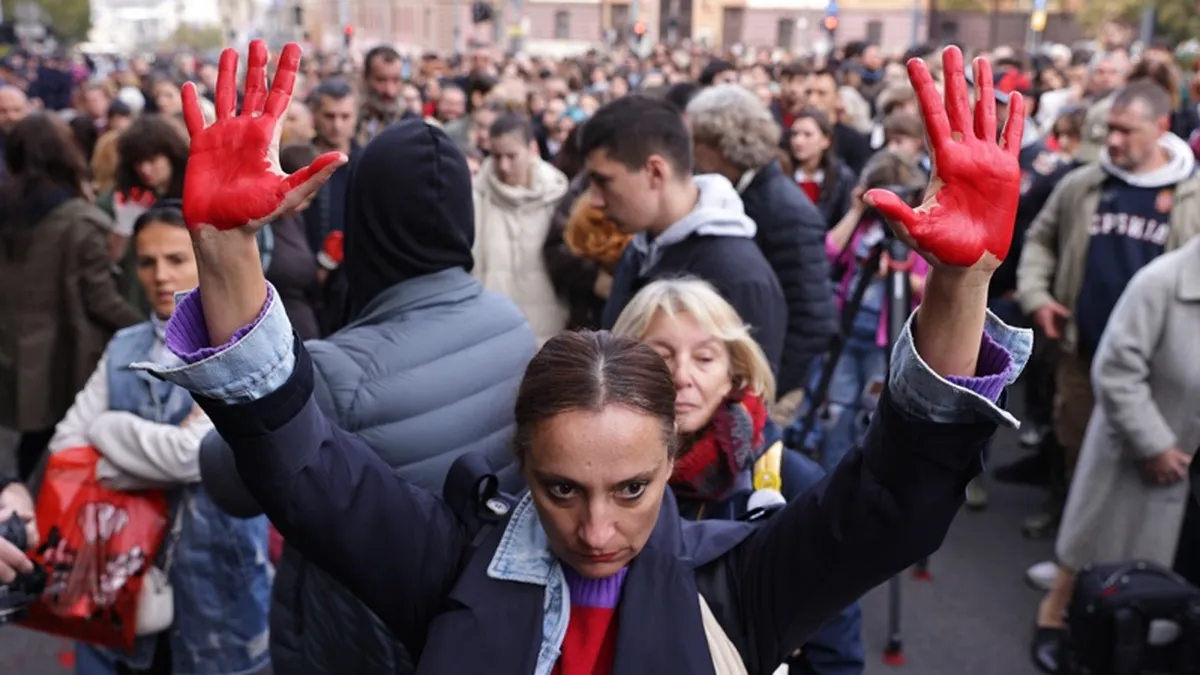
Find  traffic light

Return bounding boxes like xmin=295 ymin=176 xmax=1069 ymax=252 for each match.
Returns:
xmin=293 ymin=4 xmax=303 ymax=27
xmin=633 ymin=20 xmax=646 ymax=42
xmin=343 ymin=24 xmax=354 ymax=47
xmin=823 ymin=0 xmax=838 ymax=36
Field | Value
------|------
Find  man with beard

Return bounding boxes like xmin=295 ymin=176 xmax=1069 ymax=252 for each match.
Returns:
xmin=356 ymin=46 xmax=417 ymax=146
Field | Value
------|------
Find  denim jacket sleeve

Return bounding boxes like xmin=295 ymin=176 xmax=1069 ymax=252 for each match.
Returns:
xmin=138 ymin=285 xmax=1031 ymax=424
xmin=889 ymin=308 xmax=1032 ymax=427
xmin=133 ymin=286 xmax=296 ymax=402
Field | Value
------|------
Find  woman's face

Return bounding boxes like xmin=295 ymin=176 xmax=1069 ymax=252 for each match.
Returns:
xmin=1054 ymin=124 xmax=1081 ymax=157
xmin=109 ymin=114 xmax=133 ymax=133
xmin=643 ymin=310 xmax=733 ymax=436
xmin=153 ymin=82 xmax=182 ymax=115
xmin=888 ymin=134 xmax=924 ymax=160
xmin=1041 ymin=69 xmax=1065 ymax=91
xmin=524 ymin=406 xmax=673 ymax=579
xmin=542 ymin=98 xmax=566 ymax=129
xmin=135 ymin=221 xmax=199 ymax=319
xmin=610 ymin=76 xmax=629 ymax=98
xmin=789 ymin=117 xmax=830 ymax=165
xmin=553 ymin=117 xmax=575 ymax=143
xmin=578 ymin=95 xmax=600 ymax=116
xmin=283 ymin=101 xmax=315 ymax=143
xmin=136 ymin=154 xmax=173 ymax=193
xmin=402 ymin=83 xmax=423 ymax=115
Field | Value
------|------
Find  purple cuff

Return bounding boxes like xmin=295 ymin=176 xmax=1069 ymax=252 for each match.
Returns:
xmin=165 ymin=285 xmax=277 ymax=364
xmin=944 ymin=330 xmax=1011 ymax=404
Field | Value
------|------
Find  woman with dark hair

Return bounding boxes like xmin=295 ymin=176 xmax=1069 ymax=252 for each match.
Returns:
xmin=68 ymin=113 xmax=100 ymax=163
xmin=787 ymin=108 xmax=856 ymax=228
xmin=143 ymin=42 xmax=1033 ymax=675
xmin=50 ymin=204 xmax=272 ymax=675
xmin=0 ymin=113 xmax=141 ymax=480
xmin=552 ymin=120 xmax=585 ymax=179
xmin=115 ymin=114 xmax=189 ymax=200
xmin=103 ymin=114 xmax=192 ymax=313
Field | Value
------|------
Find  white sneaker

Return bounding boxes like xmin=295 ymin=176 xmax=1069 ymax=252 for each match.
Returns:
xmin=1026 ymin=560 xmax=1058 ymax=591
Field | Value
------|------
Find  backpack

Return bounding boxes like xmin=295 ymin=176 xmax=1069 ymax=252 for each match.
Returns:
xmin=1067 ymin=560 xmax=1200 ymax=675
xmin=441 ymin=450 xmax=523 ymax=548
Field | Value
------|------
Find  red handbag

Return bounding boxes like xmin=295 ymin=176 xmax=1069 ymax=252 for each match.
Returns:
xmin=21 ymin=446 xmax=170 ymax=651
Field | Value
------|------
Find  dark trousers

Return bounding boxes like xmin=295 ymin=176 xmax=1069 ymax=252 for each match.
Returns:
xmin=16 ymin=428 xmax=54 ymax=482
xmin=1173 ymin=492 xmax=1200 ymax=588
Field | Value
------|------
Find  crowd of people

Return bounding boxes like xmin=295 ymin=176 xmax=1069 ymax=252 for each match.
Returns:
xmin=0 ymin=17 xmax=1197 ymax=675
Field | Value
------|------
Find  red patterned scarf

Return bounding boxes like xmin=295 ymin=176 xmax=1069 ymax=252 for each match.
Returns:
xmin=670 ymin=392 xmax=769 ymax=503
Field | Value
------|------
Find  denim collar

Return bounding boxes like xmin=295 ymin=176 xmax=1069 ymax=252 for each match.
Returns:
xmin=486 ymin=492 xmax=557 ymax=585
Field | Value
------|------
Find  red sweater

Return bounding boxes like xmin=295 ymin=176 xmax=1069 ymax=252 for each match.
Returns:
xmin=552 ymin=566 xmax=629 ymax=675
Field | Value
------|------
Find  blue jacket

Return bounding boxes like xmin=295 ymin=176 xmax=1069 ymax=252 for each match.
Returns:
xmin=138 ymin=287 xmax=1032 ymax=675
xmin=98 ymin=322 xmax=272 ymax=675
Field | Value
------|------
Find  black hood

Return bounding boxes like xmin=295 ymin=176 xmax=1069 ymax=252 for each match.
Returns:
xmin=343 ymin=119 xmax=475 ymax=317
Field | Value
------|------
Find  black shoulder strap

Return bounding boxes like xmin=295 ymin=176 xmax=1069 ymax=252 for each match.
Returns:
xmin=443 ymin=450 xmax=520 ymax=549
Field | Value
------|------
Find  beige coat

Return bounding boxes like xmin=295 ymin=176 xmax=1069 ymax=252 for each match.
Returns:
xmin=1056 ymin=237 xmax=1200 ymax=570
xmin=1016 ymin=163 xmax=1200 ymax=357
xmin=472 ymin=157 xmax=570 ymax=345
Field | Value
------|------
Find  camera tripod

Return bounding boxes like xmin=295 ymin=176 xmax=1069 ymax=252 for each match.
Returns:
xmin=790 ymin=233 xmax=930 ymax=667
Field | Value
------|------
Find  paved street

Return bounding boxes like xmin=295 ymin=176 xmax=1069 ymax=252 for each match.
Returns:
xmin=0 ymin=399 xmax=1053 ymax=674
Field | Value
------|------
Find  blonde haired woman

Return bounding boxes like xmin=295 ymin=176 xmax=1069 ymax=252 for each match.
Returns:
xmin=612 ymin=277 xmax=866 ymax=675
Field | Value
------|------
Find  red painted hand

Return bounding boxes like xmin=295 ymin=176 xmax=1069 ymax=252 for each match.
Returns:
xmin=180 ymin=39 xmax=347 ymax=232
xmin=865 ymin=46 xmax=1025 ymax=271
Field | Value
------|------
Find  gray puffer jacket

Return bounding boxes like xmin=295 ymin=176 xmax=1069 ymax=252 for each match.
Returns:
xmin=199 ymin=267 xmax=537 ymax=675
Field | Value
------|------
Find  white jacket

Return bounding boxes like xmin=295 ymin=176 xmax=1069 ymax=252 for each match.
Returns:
xmin=49 ymin=353 xmax=213 ymax=490
xmin=472 ymin=158 xmax=570 ymax=345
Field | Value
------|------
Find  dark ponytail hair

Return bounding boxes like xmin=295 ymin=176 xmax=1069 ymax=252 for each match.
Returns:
xmin=132 ymin=203 xmax=186 ymax=238
xmin=513 ymin=331 xmax=678 ymax=464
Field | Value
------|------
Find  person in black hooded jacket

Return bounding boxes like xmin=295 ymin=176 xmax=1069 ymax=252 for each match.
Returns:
xmin=685 ymin=85 xmax=838 ymax=398
xmin=195 ymin=119 xmax=538 ymax=675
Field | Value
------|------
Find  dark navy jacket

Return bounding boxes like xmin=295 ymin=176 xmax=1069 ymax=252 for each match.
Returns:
xmin=196 ymin=337 xmax=999 ymax=675
xmin=674 ymin=421 xmax=864 ymax=675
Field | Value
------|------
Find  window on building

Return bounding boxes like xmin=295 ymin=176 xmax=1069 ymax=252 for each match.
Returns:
xmin=776 ymin=18 xmax=793 ymax=50
xmin=939 ymin=20 xmax=959 ymax=42
xmin=866 ymin=20 xmax=882 ymax=44
xmin=554 ymin=10 xmax=570 ymax=39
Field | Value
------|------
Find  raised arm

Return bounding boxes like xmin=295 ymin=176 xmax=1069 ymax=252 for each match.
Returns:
xmin=177 ymin=41 xmax=344 ymax=343
xmin=727 ymin=47 xmax=1036 ymax=667
xmin=131 ymin=40 xmax=465 ymax=649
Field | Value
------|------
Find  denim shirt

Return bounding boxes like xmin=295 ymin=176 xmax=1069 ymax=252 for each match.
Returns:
xmin=106 ymin=322 xmax=272 ymax=675
xmin=136 ymin=284 xmax=1033 ymax=675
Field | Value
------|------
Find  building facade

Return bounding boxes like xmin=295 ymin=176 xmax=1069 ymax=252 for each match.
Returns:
xmin=90 ymin=0 xmax=223 ymax=51
xmin=285 ymin=0 xmax=1080 ymax=56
